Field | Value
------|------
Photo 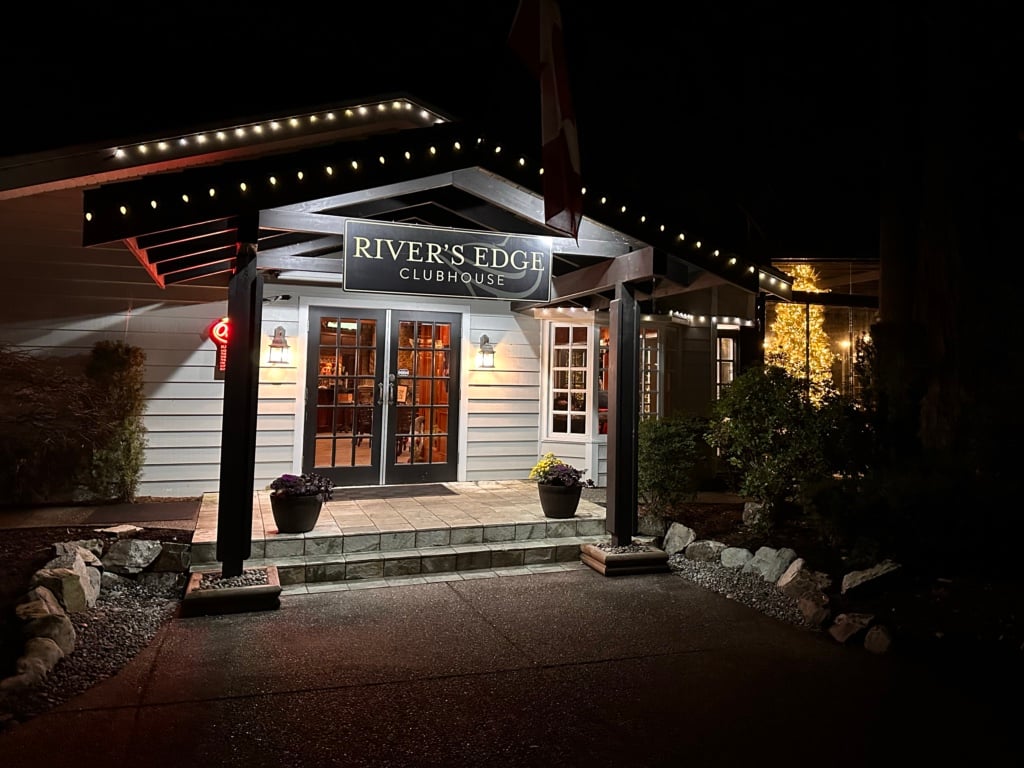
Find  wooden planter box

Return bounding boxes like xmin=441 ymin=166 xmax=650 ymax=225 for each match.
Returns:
xmin=580 ymin=543 xmax=670 ymax=577
xmin=181 ymin=565 xmax=282 ymax=617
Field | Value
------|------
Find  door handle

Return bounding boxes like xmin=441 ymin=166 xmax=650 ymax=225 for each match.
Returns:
xmin=376 ymin=381 xmax=385 ymax=405
xmin=388 ymin=373 xmax=397 ymax=405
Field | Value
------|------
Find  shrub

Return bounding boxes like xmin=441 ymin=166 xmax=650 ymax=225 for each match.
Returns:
xmin=637 ymin=415 xmax=709 ymax=518
xmin=82 ymin=341 xmax=148 ymax=502
xmin=705 ymin=365 xmax=838 ymax=529
xmin=0 ymin=341 xmax=147 ymax=504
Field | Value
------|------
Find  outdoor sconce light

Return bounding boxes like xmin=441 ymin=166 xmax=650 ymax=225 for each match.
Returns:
xmin=477 ymin=334 xmax=495 ymax=369
xmin=267 ymin=326 xmax=290 ymax=365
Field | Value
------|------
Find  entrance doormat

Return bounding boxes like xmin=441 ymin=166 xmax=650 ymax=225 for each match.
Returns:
xmin=332 ymin=484 xmax=457 ymax=501
xmin=85 ymin=499 xmax=201 ymax=525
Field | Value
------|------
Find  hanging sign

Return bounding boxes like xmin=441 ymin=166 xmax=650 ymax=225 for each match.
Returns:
xmin=206 ymin=317 xmax=230 ymax=380
xmin=343 ymin=219 xmax=552 ymax=301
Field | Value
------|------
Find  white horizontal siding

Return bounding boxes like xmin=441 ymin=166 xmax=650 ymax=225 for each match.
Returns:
xmin=3 ymin=190 xmax=553 ymax=495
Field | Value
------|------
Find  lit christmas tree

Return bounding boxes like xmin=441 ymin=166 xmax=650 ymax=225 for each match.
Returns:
xmin=765 ymin=264 xmax=837 ymax=405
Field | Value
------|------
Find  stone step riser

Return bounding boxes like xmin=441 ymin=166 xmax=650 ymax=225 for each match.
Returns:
xmin=193 ymin=536 xmax=599 ymax=586
xmin=191 ymin=518 xmax=606 ymax=565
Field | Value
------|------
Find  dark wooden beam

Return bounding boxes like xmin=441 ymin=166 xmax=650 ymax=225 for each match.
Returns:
xmin=257 ymin=253 xmax=344 ymax=274
xmin=154 ymin=246 xmax=236 ymax=276
xmin=550 ymin=247 xmax=654 ymax=304
xmin=606 ymin=282 xmax=640 ymax=546
xmin=163 ymin=260 xmax=236 ymax=285
xmin=768 ymin=291 xmax=879 ymax=308
xmin=215 ymin=226 xmax=261 ymax=577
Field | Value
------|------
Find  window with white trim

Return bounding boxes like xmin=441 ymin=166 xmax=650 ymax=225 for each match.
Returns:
xmin=639 ymin=326 xmax=663 ymax=419
xmin=716 ymin=327 xmax=739 ymax=399
xmin=549 ymin=324 xmax=589 ymax=435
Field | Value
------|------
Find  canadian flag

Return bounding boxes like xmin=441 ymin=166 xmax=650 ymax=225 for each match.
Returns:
xmin=508 ymin=0 xmax=583 ymax=241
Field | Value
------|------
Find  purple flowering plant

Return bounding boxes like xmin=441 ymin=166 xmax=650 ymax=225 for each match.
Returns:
xmin=529 ymin=453 xmax=595 ymax=488
xmin=269 ymin=472 xmax=335 ymax=501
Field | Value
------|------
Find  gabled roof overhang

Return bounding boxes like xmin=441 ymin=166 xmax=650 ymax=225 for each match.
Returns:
xmin=79 ymin=118 xmax=791 ymax=305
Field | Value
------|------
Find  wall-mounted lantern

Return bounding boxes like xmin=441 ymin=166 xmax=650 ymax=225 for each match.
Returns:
xmin=267 ymin=326 xmax=290 ymax=365
xmin=477 ymin=334 xmax=495 ymax=369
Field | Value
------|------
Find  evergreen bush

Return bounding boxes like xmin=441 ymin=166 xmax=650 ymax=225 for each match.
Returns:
xmin=637 ymin=415 xmax=709 ymax=518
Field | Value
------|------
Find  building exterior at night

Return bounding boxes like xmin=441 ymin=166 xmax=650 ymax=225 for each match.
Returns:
xmin=0 ymin=94 xmax=794 ymax=502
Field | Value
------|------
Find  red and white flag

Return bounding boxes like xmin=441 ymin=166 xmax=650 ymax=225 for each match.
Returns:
xmin=508 ymin=0 xmax=583 ymax=241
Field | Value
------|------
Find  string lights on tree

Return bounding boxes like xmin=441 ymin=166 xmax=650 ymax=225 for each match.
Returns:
xmin=764 ymin=264 xmax=837 ymax=405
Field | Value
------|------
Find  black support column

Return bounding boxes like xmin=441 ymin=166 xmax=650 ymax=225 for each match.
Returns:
xmin=606 ymin=282 xmax=639 ymax=546
xmin=216 ymin=219 xmax=263 ymax=577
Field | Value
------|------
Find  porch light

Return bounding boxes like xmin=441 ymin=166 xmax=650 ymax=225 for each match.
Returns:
xmin=477 ymin=335 xmax=495 ymax=369
xmin=268 ymin=326 xmax=290 ymax=365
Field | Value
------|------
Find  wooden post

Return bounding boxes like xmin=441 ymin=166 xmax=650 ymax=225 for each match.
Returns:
xmin=216 ymin=219 xmax=262 ymax=577
xmin=606 ymin=282 xmax=639 ymax=546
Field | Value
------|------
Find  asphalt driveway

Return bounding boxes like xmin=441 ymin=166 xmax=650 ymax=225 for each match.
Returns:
xmin=0 ymin=569 xmax=1014 ymax=767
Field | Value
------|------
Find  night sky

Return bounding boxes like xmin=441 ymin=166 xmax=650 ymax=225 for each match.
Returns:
xmin=2 ymin=2 xmax=1019 ymax=263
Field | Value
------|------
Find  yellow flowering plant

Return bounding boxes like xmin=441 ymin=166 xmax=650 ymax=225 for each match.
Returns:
xmin=529 ymin=453 xmax=594 ymax=488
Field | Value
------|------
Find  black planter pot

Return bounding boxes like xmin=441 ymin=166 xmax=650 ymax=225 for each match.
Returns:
xmin=537 ymin=483 xmax=583 ymax=519
xmin=270 ymin=494 xmax=323 ymax=533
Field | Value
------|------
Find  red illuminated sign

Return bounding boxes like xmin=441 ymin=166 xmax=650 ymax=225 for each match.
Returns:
xmin=207 ymin=317 xmax=230 ymax=380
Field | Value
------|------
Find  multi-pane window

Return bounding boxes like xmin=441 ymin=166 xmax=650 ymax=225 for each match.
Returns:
xmin=639 ymin=327 xmax=662 ymax=418
xmin=716 ymin=329 xmax=739 ymax=399
xmin=549 ymin=324 xmax=589 ymax=435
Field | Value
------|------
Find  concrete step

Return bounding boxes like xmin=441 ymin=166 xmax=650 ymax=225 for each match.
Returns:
xmin=190 ymin=517 xmax=608 ymax=586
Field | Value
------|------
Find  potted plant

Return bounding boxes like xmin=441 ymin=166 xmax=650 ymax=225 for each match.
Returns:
xmin=529 ymin=453 xmax=594 ymax=519
xmin=268 ymin=472 xmax=335 ymax=533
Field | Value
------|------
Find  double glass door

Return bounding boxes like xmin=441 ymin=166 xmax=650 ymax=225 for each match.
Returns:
xmin=304 ymin=307 xmax=460 ymax=486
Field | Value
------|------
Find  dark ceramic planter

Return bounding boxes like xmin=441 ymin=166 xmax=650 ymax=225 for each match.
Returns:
xmin=537 ymin=483 xmax=582 ymax=519
xmin=270 ymin=494 xmax=323 ymax=533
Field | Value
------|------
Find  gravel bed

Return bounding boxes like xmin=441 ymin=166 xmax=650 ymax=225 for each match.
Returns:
xmin=194 ymin=568 xmax=269 ymax=590
xmin=668 ymin=553 xmax=822 ymax=632
xmin=0 ymin=578 xmax=181 ymax=726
